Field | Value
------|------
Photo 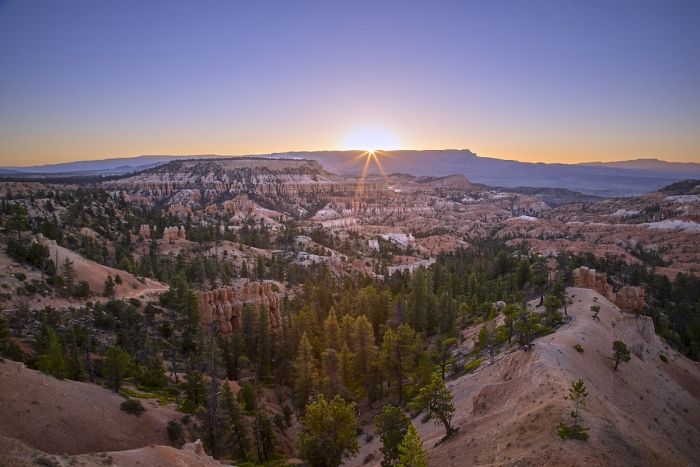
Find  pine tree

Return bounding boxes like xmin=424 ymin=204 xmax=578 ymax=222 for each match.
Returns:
xmin=409 ymin=372 xmax=456 ymax=438
xmin=293 ymin=333 xmax=317 ymax=413
xmin=36 ymin=328 xmax=67 ymax=379
xmin=256 ymin=306 xmax=272 ymax=381
xmin=298 ymin=395 xmax=359 ymax=467
xmin=222 ymin=382 xmax=250 ymax=458
xmin=323 ymin=308 xmax=341 ymax=352
xmin=374 ymin=405 xmax=410 ymax=467
xmin=103 ymin=345 xmax=132 ymax=392
xmin=613 ymin=340 xmax=631 ymax=371
xmin=557 ymin=379 xmax=589 ymax=440
xmin=104 ymin=274 xmax=116 ymax=298
xmin=61 ymin=257 xmax=75 ymax=291
xmin=397 ymin=424 xmax=428 ymax=467
xmin=380 ymin=324 xmax=420 ymax=404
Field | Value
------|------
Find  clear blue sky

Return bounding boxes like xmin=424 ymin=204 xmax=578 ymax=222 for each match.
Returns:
xmin=1 ymin=0 xmax=698 ymax=165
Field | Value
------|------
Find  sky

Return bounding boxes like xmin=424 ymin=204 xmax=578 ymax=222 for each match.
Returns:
xmin=0 ymin=0 xmax=699 ymax=166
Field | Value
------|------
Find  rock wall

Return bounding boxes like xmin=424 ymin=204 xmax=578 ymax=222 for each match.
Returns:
xmin=615 ymin=285 xmax=646 ymax=313
xmin=572 ymin=266 xmax=645 ymax=313
xmin=572 ymin=266 xmax=615 ymax=301
xmin=198 ymin=281 xmax=281 ymax=334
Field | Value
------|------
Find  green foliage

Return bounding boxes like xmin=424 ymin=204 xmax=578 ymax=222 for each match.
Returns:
xmin=612 ymin=340 xmax=631 ymax=371
xmin=374 ymin=405 xmax=410 ymax=467
xmin=293 ymin=333 xmax=317 ymax=413
xmin=167 ymin=420 xmax=183 ymax=445
xmin=659 ymin=354 xmax=668 ymax=363
xmin=557 ymin=422 xmax=589 ymax=441
xmin=298 ymin=395 xmax=359 ymax=467
xmin=120 ymin=398 xmax=145 ymax=416
xmin=558 ymin=379 xmax=589 ymax=441
xmin=36 ymin=328 xmax=67 ymax=379
xmin=464 ymin=358 xmax=483 ymax=373
xmin=409 ymin=372 xmax=456 ymax=437
xmin=397 ymin=424 xmax=428 ymax=467
xmin=380 ymin=324 xmax=421 ymax=404
xmin=573 ymin=344 xmax=584 ymax=353
xmin=104 ymin=274 xmax=116 ymax=298
xmin=103 ymin=345 xmax=133 ymax=392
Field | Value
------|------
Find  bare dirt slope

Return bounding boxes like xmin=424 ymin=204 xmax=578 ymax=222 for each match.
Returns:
xmin=348 ymin=287 xmax=700 ymax=466
xmin=0 ymin=359 xmax=181 ymax=455
xmin=0 ymin=435 xmax=222 ymax=467
xmin=39 ymin=236 xmax=167 ymax=299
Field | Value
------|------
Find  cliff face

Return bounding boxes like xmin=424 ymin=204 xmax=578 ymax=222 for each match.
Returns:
xmin=104 ymin=158 xmax=387 ymax=212
xmin=572 ymin=266 xmax=645 ymax=312
xmin=198 ymin=281 xmax=281 ymax=334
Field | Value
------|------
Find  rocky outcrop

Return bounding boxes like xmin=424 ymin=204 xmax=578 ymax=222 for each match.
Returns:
xmin=572 ymin=266 xmax=645 ymax=312
xmin=572 ymin=266 xmax=615 ymax=301
xmin=615 ymin=285 xmax=645 ymax=313
xmin=198 ymin=282 xmax=281 ymax=334
xmin=162 ymin=226 xmax=186 ymax=241
xmin=138 ymin=224 xmax=151 ymax=238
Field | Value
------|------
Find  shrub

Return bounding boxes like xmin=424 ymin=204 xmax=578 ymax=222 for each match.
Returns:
xmin=573 ymin=344 xmax=584 ymax=353
xmin=120 ymin=398 xmax=145 ymax=416
xmin=659 ymin=354 xmax=668 ymax=363
xmin=71 ymin=280 xmax=91 ymax=298
xmin=14 ymin=272 xmax=27 ymax=281
xmin=557 ymin=422 xmax=589 ymax=440
xmin=464 ymin=358 xmax=483 ymax=373
xmin=166 ymin=420 xmax=183 ymax=445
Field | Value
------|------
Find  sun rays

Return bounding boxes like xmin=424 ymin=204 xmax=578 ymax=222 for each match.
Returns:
xmin=352 ymin=150 xmax=393 ymax=199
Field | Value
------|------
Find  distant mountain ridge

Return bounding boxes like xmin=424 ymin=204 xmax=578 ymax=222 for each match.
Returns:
xmin=2 ymin=151 xmax=699 ymax=197
xmin=580 ymin=158 xmax=700 ymax=174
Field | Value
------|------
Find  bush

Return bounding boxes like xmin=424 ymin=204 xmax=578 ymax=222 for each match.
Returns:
xmin=659 ymin=354 xmax=668 ymax=363
xmin=167 ymin=420 xmax=183 ymax=445
xmin=464 ymin=358 xmax=483 ymax=373
xmin=573 ymin=344 xmax=584 ymax=353
xmin=557 ymin=422 xmax=589 ymax=440
xmin=71 ymin=280 xmax=91 ymax=298
xmin=14 ymin=272 xmax=27 ymax=281
xmin=120 ymin=398 xmax=145 ymax=416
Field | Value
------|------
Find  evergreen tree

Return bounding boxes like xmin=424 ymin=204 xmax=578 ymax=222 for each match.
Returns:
xmin=612 ymin=340 xmax=631 ymax=371
xmin=103 ymin=274 xmax=116 ymax=298
xmin=61 ymin=257 xmax=75 ymax=291
xmin=256 ymin=306 xmax=273 ymax=381
xmin=557 ymin=379 xmax=589 ymax=440
xmin=103 ymin=345 xmax=132 ymax=392
xmin=409 ymin=372 xmax=456 ymax=438
xmin=298 ymin=395 xmax=359 ymax=467
xmin=397 ymin=424 xmax=428 ymax=467
xmin=36 ymin=328 xmax=67 ymax=379
xmin=380 ymin=324 xmax=420 ymax=404
xmin=293 ymin=333 xmax=317 ymax=413
xmin=323 ymin=308 xmax=341 ymax=352
xmin=374 ymin=405 xmax=410 ymax=467
xmin=222 ymin=382 xmax=250 ymax=458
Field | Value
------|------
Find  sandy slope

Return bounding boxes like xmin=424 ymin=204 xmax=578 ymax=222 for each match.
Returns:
xmin=0 ymin=359 xmax=181 ymax=455
xmin=0 ymin=435 xmax=222 ymax=466
xmin=38 ymin=236 xmax=167 ymax=299
xmin=348 ymin=287 xmax=700 ymax=466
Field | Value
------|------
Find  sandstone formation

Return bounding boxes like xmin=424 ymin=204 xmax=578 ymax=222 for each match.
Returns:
xmin=572 ymin=266 xmax=645 ymax=312
xmin=198 ymin=281 xmax=281 ymax=334
xmin=615 ymin=285 xmax=646 ymax=313
xmin=138 ymin=224 xmax=151 ymax=238
xmin=162 ymin=225 xmax=186 ymax=241
xmin=572 ymin=266 xmax=615 ymax=301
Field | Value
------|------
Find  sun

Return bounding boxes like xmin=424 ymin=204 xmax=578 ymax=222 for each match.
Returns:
xmin=341 ymin=127 xmax=402 ymax=153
